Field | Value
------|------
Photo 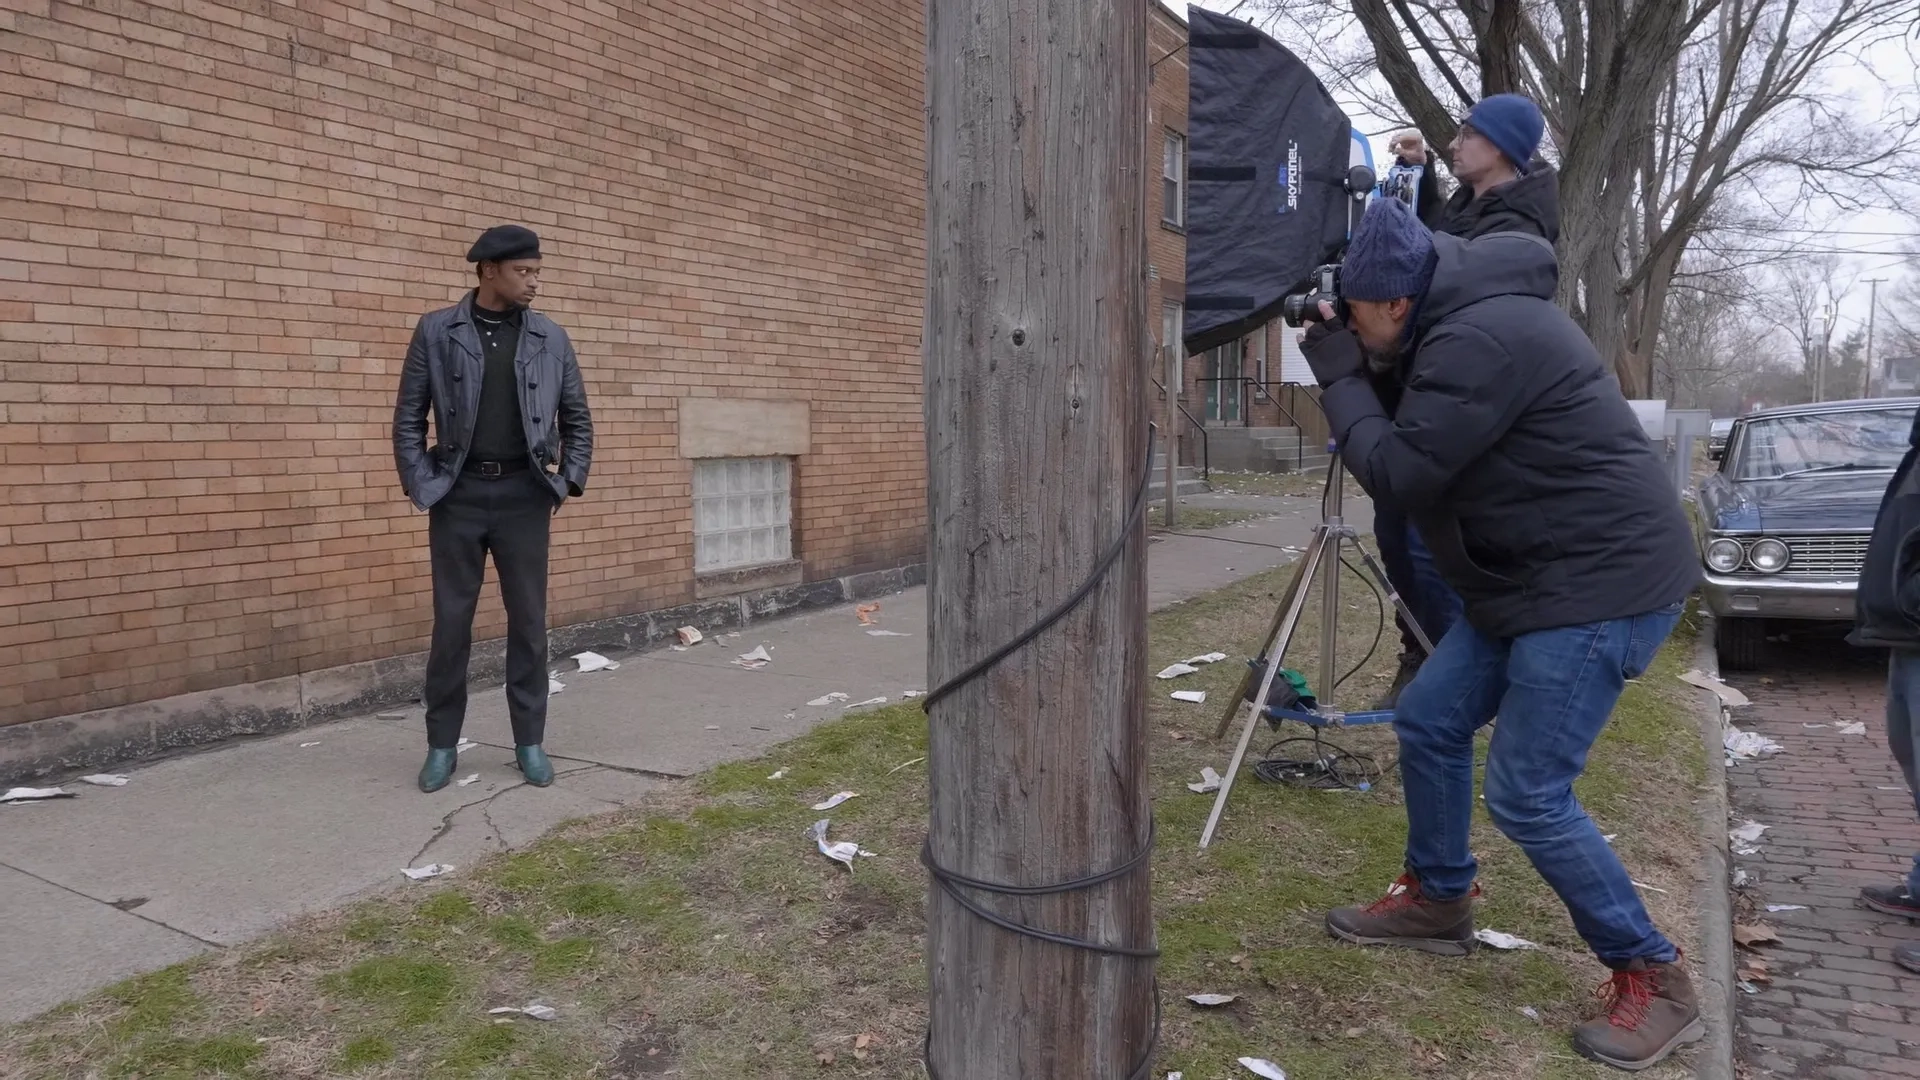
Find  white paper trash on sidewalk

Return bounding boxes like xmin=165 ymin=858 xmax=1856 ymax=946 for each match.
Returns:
xmin=1238 ymin=1058 xmax=1288 ymax=1080
xmin=455 ymin=737 xmax=477 ymax=755
xmin=1730 ymin=820 xmax=1770 ymax=845
xmin=1474 ymin=929 xmax=1539 ymax=950
xmin=2 ymin=787 xmax=72 ymax=803
xmin=1186 ymin=652 xmax=1230 ymax=665
xmin=1156 ymin=663 xmax=1200 ymax=680
xmin=1187 ymin=767 xmax=1224 ymax=794
xmin=1680 ymin=669 xmax=1751 ymax=708
xmin=811 ymin=791 xmax=859 ymax=811
xmin=572 ymin=651 xmax=619 ymax=673
xmin=1724 ymin=727 xmax=1783 ymax=760
xmin=1767 ymin=904 xmax=1809 ymax=913
xmin=548 ymin=676 xmax=566 ymax=695
xmin=808 ymin=692 xmax=850 ymax=707
xmin=80 ymin=774 xmax=130 ymax=787
xmin=457 ymin=774 xmax=481 ymax=788
xmin=675 ymin=626 xmax=704 ymax=646
xmin=1171 ymin=690 xmax=1208 ymax=704
xmin=402 ymin=864 xmax=454 ymax=881
xmin=1837 ymin=721 xmax=1867 ymax=736
xmin=867 ymin=629 xmax=910 ymax=637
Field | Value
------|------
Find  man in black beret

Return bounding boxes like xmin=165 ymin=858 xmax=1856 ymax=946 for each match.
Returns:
xmin=392 ymin=225 xmax=594 ymax=793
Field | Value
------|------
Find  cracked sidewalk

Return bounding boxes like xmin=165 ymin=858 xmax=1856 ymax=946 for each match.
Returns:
xmin=0 ymin=491 xmax=1351 ymax=1023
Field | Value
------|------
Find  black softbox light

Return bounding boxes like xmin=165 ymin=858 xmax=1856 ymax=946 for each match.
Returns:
xmin=1183 ymin=6 xmax=1355 ymax=355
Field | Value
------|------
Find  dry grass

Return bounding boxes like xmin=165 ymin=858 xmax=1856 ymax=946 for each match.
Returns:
xmin=0 ymin=561 xmax=1709 ymax=1080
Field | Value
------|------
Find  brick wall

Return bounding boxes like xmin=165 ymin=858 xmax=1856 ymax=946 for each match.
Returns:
xmin=0 ymin=0 xmax=928 ymax=726
xmin=1145 ymin=1 xmax=1187 ymax=462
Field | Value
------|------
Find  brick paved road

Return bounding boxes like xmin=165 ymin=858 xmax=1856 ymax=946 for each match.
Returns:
xmin=1722 ymin=630 xmax=1920 ymax=1078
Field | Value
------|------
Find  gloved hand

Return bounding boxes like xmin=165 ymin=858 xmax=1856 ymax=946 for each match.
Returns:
xmin=1300 ymin=301 xmax=1364 ymax=388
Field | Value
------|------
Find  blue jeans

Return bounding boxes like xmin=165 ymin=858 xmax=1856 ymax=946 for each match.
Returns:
xmin=1374 ymin=503 xmax=1463 ymax=654
xmin=1394 ymin=602 xmax=1684 ymax=966
xmin=1886 ymin=653 xmax=1920 ymax=895
xmin=1404 ymin=525 xmax=1463 ymax=648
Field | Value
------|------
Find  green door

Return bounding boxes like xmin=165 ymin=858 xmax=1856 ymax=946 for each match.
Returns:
xmin=1205 ymin=340 xmax=1243 ymax=423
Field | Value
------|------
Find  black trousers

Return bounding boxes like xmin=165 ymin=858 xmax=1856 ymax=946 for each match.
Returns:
xmin=423 ymin=469 xmax=555 ymax=749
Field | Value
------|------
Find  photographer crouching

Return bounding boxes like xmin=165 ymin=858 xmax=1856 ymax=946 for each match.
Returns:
xmin=1299 ymin=198 xmax=1701 ymax=1071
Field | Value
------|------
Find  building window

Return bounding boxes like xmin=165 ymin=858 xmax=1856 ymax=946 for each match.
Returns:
xmin=693 ymin=457 xmax=793 ymax=572
xmin=1162 ymin=131 xmax=1185 ymax=227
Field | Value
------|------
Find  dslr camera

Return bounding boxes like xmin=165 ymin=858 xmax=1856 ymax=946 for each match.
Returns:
xmin=1282 ymin=263 xmax=1346 ymax=328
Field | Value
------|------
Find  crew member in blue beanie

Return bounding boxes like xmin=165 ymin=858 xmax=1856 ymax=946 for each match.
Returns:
xmin=1300 ymin=198 xmax=1700 ymax=1072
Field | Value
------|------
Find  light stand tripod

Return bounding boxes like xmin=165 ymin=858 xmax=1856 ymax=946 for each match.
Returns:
xmin=1197 ymin=460 xmax=1433 ymax=848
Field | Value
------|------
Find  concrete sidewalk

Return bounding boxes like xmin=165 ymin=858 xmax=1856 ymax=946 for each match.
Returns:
xmin=0 ymin=490 xmax=1359 ymax=1024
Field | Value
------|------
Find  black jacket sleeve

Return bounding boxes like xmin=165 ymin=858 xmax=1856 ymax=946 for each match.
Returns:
xmin=393 ymin=320 xmax=432 ymax=504
xmin=556 ymin=336 xmax=594 ymax=497
xmin=1415 ymin=151 xmax=1444 ymax=227
xmin=1318 ymin=322 xmax=1531 ymax=511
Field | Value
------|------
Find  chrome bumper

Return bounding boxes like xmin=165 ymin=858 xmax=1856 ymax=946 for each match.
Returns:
xmin=1699 ymin=572 xmax=1856 ymax=621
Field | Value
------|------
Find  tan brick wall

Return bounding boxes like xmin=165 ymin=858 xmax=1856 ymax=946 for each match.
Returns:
xmin=0 ymin=0 xmax=927 ymax=725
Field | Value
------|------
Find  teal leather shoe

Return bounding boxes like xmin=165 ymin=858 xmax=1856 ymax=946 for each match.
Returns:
xmin=516 ymin=744 xmax=554 ymax=787
xmin=418 ymin=747 xmax=458 ymax=793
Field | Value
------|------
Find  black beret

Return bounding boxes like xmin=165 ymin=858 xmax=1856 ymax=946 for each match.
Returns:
xmin=466 ymin=224 xmax=541 ymax=263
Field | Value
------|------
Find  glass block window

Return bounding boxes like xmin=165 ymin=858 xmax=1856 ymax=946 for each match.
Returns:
xmin=693 ymin=457 xmax=793 ymax=572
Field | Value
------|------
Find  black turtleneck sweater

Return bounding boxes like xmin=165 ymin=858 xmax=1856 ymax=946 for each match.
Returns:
xmin=468 ymin=298 xmax=529 ymax=463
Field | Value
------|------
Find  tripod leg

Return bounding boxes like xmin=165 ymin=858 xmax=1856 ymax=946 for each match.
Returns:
xmin=1212 ymin=543 xmax=1316 ymax=741
xmin=1200 ymin=527 xmax=1333 ymax=850
xmin=1352 ymin=545 xmax=1436 ymax=656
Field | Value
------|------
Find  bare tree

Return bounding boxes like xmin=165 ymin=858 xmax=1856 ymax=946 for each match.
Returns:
xmin=1650 ymin=264 xmax=1769 ymax=408
xmin=1758 ymin=253 xmax=1856 ymax=401
xmin=1240 ymin=0 xmax=1919 ymax=397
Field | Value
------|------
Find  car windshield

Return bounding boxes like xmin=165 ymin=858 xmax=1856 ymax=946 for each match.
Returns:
xmin=1731 ymin=407 xmax=1916 ymax=481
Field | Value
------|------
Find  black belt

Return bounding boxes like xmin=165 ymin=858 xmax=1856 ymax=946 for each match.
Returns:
xmin=464 ymin=459 xmax=529 ymax=477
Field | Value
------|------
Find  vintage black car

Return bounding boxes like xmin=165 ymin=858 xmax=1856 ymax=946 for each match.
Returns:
xmin=1698 ymin=397 xmax=1919 ymax=669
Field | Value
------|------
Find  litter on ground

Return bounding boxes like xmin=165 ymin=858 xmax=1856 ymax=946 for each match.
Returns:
xmin=548 ymin=676 xmax=566 ymax=695
xmin=455 ymin=738 xmax=477 ymax=754
xmin=487 ymin=1004 xmax=558 ymax=1021
xmin=1632 ymin=880 xmax=1668 ymax=894
xmin=867 ymin=629 xmax=910 ymax=637
xmin=811 ymin=791 xmax=859 ymax=811
xmin=1680 ymin=669 xmax=1750 ymax=708
xmin=1187 ymin=767 xmax=1224 ymax=794
xmin=1766 ymin=904 xmax=1808 ymax=913
xmin=1724 ymin=726 xmax=1783 ymax=761
xmin=1186 ymin=993 xmax=1236 ymax=1007
xmin=1837 ymin=721 xmax=1867 ymax=736
xmin=1734 ymin=923 xmax=1780 ymax=948
xmin=808 ymin=693 xmax=850 ymax=707
xmin=809 ymin=819 xmax=874 ymax=870
xmin=1171 ymin=690 xmax=1208 ymax=704
xmin=887 ymin=756 xmax=926 ymax=775
xmin=1238 ymin=1059 xmax=1287 ymax=1080
xmin=572 ymin=651 xmax=619 ymax=672
xmin=1156 ymin=663 xmax=1200 ymax=680
xmin=733 ymin=645 xmax=773 ymax=669
xmin=676 ymin=626 xmax=704 ymax=646
xmin=1186 ymin=652 xmax=1229 ymax=665
xmin=457 ymin=774 xmax=481 ymax=787
xmin=1519 ymin=1006 xmax=1542 ymax=1022
xmin=855 ymin=603 xmax=881 ymax=625
xmin=768 ymin=768 xmax=789 ymax=780
xmin=2 ymin=787 xmax=72 ymax=803
xmin=1474 ymin=929 xmax=1539 ymax=950
xmin=402 ymin=864 xmax=454 ymax=881
xmin=80 ymin=775 xmax=130 ymax=787
xmin=299 ymin=742 xmax=321 ymax=748
xmin=1730 ymin=820 xmax=1770 ymax=845
xmin=903 ymin=690 xmax=925 ymax=699
xmin=846 ymin=696 xmax=889 ymax=708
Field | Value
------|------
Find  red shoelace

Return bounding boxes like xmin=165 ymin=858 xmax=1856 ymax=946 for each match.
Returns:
xmin=1362 ymin=873 xmax=1480 ymax=915
xmin=1596 ymin=967 xmax=1659 ymax=1030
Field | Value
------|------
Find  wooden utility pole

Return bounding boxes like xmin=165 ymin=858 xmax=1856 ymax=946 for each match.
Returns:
xmin=923 ymin=0 xmax=1155 ymax=1075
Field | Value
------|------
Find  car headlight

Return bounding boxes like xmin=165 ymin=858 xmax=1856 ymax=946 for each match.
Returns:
xmin=1706 ymin=538 xmax=1744 ymax=573
xmin=1749 ymin=537 xmax=1790 ymax=574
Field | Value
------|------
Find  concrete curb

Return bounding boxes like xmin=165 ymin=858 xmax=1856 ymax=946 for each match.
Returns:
xmin=1691 ymin=631 xmax=1737 ymax=1080
xmin=0 ymin=562 xmax=925 ymax=785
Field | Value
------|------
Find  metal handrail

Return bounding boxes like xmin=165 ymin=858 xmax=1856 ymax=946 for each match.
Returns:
xmin=1151 ymin=378 xmax=1209 ymax=482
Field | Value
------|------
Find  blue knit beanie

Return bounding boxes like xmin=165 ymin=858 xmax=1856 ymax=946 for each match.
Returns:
xmin=1342 ymin=198 xmax=1435 ymax=302
xmin=1465 ymin=94 xmax=1545 ymax=174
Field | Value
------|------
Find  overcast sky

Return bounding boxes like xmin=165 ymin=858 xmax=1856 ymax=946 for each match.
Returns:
xmin=1186 ymin=0 xmax=1919 ymax=348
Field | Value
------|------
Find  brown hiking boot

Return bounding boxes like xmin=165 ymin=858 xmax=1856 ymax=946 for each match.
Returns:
xmin=1571 ymin=958 xmax=1706 ymax=1071
xmin=1325 ymin=873 xmax=1479 ymax=956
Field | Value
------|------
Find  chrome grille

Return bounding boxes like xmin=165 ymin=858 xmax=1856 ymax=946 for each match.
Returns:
xmin=1771 ymin=533 xmax=1868 ymax=578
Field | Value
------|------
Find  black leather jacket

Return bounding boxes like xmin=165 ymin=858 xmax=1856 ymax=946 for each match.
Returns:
xmin=392 ymin=292 xmax=593 ymax=510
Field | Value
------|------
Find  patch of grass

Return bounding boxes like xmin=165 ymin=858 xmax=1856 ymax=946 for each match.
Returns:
xmin=322 ymin=957 xmax=459 ymax=1025
xmin=338 ymin=1034 xmax=394 ymax=1069
xmin=3 ymin=563 xmax=1706 ymax=1080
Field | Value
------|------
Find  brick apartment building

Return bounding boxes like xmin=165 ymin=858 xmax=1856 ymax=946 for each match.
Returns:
xmin=0 ymin=0 xmax=1321 ymax=777
xmin=0 ymin=0 xmax=929 ymax=774
xmin=1146 ymin=2 xmax=1330 ymax=480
